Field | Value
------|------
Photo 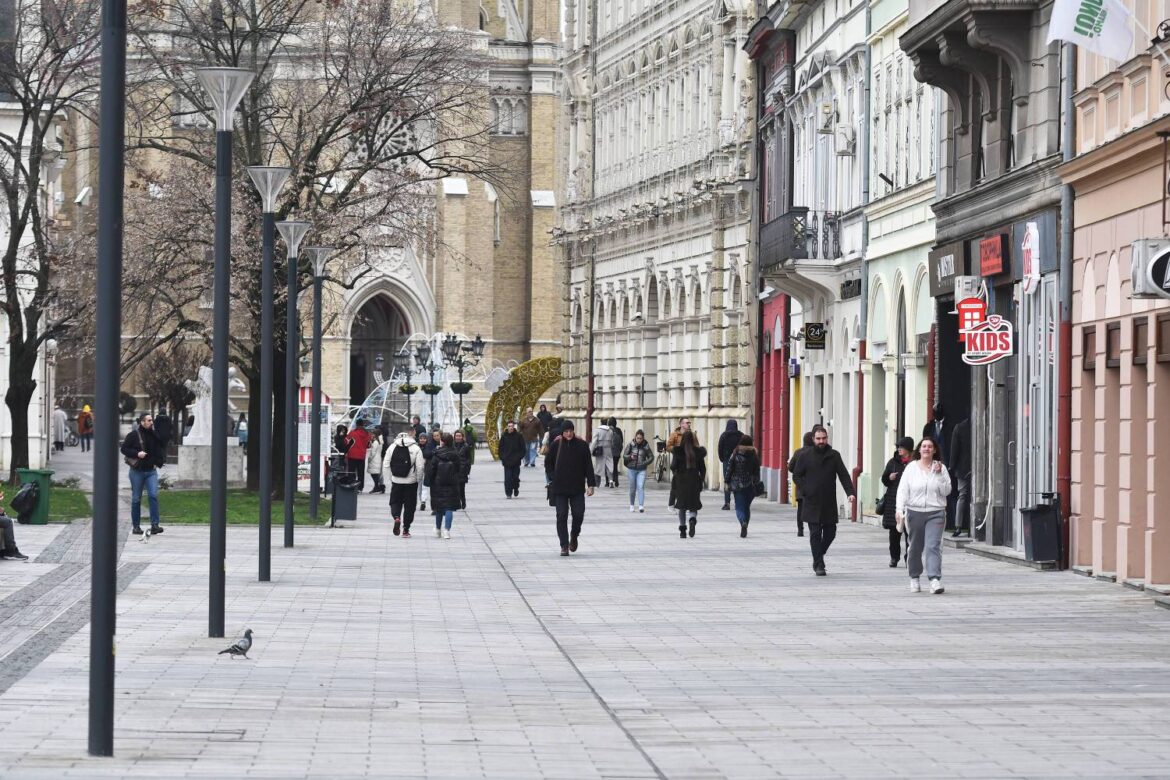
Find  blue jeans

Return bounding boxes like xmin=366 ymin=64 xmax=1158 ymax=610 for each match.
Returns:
xmin=732 ymin=488 xmax=755 ymax=525
xmin=525 ymin=440 xmax=538 ymax=466
xmin=627 ymin=468 xmax=647 ymax=507
xmin=128 ymin=468 xmax=160 ymax=528
xmin=434 ymin=509 xmax=453 ymax=530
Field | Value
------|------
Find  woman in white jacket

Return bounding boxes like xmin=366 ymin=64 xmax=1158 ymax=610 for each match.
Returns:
xmin=366 ymin=430 xmax=386 ymax=494
xmin=895 ymin=436 xmax=952 ymax=594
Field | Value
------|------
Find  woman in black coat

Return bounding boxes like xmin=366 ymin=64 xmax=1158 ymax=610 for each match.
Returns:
xmin=726 ymin=435 xmax=761 ymax=538
xmin=453 ymin=429 xmax=472 ymax=508
xmin=881 ymin=436 xmax=915 ymax=567
xmin=670 ymin=431 xmax=707 ymax=539
xmin=425 ymin=433 xmax=463 ymax=539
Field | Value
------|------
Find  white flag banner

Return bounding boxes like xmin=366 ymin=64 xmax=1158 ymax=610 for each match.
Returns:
xmin=1047 ymin=0 xmax=1134 ymax=61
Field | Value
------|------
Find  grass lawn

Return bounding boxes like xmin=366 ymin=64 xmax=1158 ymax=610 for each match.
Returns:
xmin=157 ymin=489 xmax=329 ymax=525
xmin=47 ymin=487 xmax=92 ymax=522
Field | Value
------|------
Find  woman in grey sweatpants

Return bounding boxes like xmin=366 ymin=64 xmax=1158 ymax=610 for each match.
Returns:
xmin=895 ymin=436 xmax=952 ymax=594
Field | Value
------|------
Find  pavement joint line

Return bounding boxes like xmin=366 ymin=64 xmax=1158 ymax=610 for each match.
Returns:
xmin=466 ymin=503 xmax=670 ymax=780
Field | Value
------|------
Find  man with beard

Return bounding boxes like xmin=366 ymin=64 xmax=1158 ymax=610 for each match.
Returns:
xmin=789 ymin=425 xmax=855 ymax=576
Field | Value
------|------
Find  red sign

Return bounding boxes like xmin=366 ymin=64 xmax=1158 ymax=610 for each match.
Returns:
xmin=980 ymin=234 xmax=1006 ymax=276
xmin=957 ymin=296 xmax=1014 ymax=365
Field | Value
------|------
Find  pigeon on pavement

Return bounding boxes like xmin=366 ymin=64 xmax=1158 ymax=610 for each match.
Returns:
xmin=217 ymin=629 xmax=253 ymax=659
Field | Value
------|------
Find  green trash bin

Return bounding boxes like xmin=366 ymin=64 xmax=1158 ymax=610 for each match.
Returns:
xmin=15 ymin=468 xmax=53 ymax=525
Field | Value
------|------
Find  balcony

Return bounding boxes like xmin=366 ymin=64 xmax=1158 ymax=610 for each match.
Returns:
xmin=759 ymin=207 xmax=808 ymax=270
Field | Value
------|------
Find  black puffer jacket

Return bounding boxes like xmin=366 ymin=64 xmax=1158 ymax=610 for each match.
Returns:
xmin=425 ymin=448 xmax=464 ymax=512
xmin=453 ymin=441 xmax=471 ymax=483
xmin=717 ymin=422 xmax=743 ymax=463
xmin=120 ymin=424 xmax=167 ymax=471
xmin=880 ymin=453 xmax=908 ymax=529
xmin=726 ymin=446 xmax=760 ymax=492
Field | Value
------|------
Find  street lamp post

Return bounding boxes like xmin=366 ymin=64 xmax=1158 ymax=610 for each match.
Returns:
xmin=394 ymin=349 xmax=414 ymax=421
xmin=304 ymin=247 xmax=332 ymax=522
xmin=416 ymin=341 xmax=437 ymax=428
xmin=89 ymin=0 xmax=127 ymax=756
xmin=245 ymin=166 xmax=290 ymax=583
xmin=197 ymin=66 xmax=254 ymax=640
xmin=441 ymin=333 xmax=485 ymax=424
xmin=276 ymin=220 xmax=310 ymax=547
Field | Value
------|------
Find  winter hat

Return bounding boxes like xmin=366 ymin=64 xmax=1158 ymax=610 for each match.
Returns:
xmin=82 ymin=405 xmax=91 ymax=412
xmin=896 ymin=436 xmax=915 ymax=452
xmin=561 ymin=420 xmax=575 ymax=431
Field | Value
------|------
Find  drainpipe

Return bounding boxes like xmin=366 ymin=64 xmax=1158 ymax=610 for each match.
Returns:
xmin=1057 ymin=42 xmax=1074 ymax=569
xmin=851 ymin=11 xmax=873 ymax=521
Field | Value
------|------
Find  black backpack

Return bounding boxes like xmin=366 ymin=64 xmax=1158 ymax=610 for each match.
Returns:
xmin=388 ymin=443 xmax=413 ymax=478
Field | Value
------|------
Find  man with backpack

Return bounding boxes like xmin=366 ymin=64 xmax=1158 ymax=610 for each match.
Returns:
xmin=384 ymin=429 xmax=426 ymax=537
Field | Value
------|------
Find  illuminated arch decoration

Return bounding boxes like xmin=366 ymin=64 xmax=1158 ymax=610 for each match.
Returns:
xmin=485 ymin=356 xmax=563 ymax=460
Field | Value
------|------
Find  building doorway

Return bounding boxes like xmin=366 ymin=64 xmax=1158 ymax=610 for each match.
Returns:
xmin=349 ymin=295 xmax=410 ymax=410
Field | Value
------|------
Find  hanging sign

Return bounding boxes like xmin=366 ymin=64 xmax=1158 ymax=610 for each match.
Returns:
xmin=980 ymin=234 xmax=1007 ymax=276
xmin=1021 ymin=221 xmax=1041 ymax=295
xmin=804 ymin=322 xmax=826 ymax=349
xmin=957 ymin=297 xmax=1014 ymax=365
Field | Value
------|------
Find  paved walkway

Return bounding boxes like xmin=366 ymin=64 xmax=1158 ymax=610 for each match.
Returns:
xmin=2 ymin=457 xmax=1170 ymax=778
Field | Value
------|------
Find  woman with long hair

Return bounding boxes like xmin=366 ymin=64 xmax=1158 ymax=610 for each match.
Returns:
xmin=425 ymin=433 xmax=463 ymax=539
xmin=622 ymin=429 xmax=653 ymax=512
xmin=895 ymin=436 xmax=952 ymax=594
xmin=725 ymin=434 xmax=761 ymax=537
xmin=670 ymin=430 xmax=707 ymax=538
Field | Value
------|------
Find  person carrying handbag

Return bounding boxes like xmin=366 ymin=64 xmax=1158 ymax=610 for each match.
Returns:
xmin=880 ymin=437 xmax=915 ymax=568
xmin=120 ymin=413 xmax=169 ymax=536
xmin=725 ymin=436 xmax=762 ymax=537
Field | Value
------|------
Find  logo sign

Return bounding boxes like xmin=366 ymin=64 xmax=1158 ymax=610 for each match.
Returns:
xmin=804 ymin=322 xmax=826 ymax=350
xmin=928 ymin=242 xmax=965 ymax=297
xmin=957 ymin=296 xmax=1014 ymax=365
xmin=1147 ymin=244 xmax=1170 ymax=301
xmin=1021 ymin=221 xmax=1041 ymax=294
xmin=980 ymin=234 xmax=1007 ymax=276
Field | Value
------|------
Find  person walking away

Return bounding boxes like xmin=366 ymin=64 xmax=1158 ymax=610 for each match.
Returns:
xmin=537 ymin=404 xmax=553 ymax=432
xmin=344 ymin=420 xmax=372 ymax=491
xmin=520 ymin=410 xmax=544 ymax=468
xmin=726 ymin=435 xmax=761 ymax=537
xmin=608 ymin=417 xmax=624 ymax=489
xmin=787 ymin=431 xmax=814 ymax=537
xmin=425 ymin=433 xmax=463 ymax=539
xmin=881 ymin=437 xmax=915 ymax=567
xmin=366 ymin=429 xmax=385 ymax=494
xmin=0 ymin=492 xmax=28 ymax=559
xmin=896 ymin=436 xmax=951 ymax=594
xmin=950 ymin=418 xmax=972 ymax=538
xmin=545 ymin=421 xmax=596 ymax=555
xmin=386 ymin=430 xmax=425 ymax=537
xmin=718 ymin=420 xmax=744 ymax=511
xmin=77 ymin=404 xmax=94 ymax=452
xmin=670 ymin=431 xmax=707 ymax=538
xmin=453 ymin=429 xmax=472 ymax=508
xmin=121 ymin=412 xmax=169 ymax=536
xmin=461 ymin=419 xmax=477 ymax=465
xmin=623 ymin=430 xmax=653 ymax=512
xmin=590 ymin=418 xmax=615 ymax=488
xmin=418 ymin=431 xmax=438 ymax=511
xmin=51 ymin=404 xmax=68 ymax=452
xmin=498 ymin=419 xmax=525 ymax=498
xmin=789 ymin=426 xmax=855 ymax=575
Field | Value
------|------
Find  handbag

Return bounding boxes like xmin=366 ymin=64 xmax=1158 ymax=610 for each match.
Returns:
xmin=875 ymin=492 xmax=888 ymax=515
xmin=591 ymin=445 xmax=603 ymax=457
xmin=124 ymin=430 xmax=143 ymax=468
xmin=753 ymin=480 xmax=766 ymax=498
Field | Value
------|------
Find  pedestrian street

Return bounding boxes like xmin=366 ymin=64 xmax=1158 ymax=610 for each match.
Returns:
xmin=2 ymin=459 xmax=1170 ymax=778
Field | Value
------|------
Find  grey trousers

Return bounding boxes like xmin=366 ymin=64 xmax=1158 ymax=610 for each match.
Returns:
xmin=906 ymin=509 xmax=945 ymax=580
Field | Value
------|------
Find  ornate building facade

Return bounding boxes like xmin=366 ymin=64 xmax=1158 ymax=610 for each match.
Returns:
xmin=557 ymin=0 xmax=758 ymax=479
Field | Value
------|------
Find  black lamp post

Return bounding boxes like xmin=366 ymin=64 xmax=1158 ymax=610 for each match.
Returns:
xmin=416 ymin=340 xmax=438 ymax=429
xmin=441 ymin=333 xmax=484 ymax=424
xmin=90 ymin=0 xmax=126 ymax=755
xmin=276 ymin=220 xmax=310 ymax=547
xmin=245 ymin=165 xmax=290 ymax=583
xmin=394 ymin=349 xmax=414 ymax=421
xmin=304 ymin=246 xmax=331 ymax=522
xmin=198 ymin=66 xmax=254 ymax=640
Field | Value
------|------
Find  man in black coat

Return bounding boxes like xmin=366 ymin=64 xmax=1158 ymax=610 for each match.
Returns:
xmin=498 ymin=419 xmax=526 ymax=499
xmin=545 ymin=420 xmax=596 ymax=556
xmin=120 ymin=412 xmax=170 ymax=535
xmin=537 ymin=404 xmax=553 ymax=432
xmin=789 ymin=426 xmax=855 ymax=576
xmin=787 ymin=431 xmax=815 ymax=537
xmin=923 ymin=403 xmax=958 ymax=529
xmin=547 ymin=404 xmax=567 ymax=443
xmin=950 ymin=418 xmax=972 ymax=537
xmin=717 ymin=420 xmax=743 ymax=511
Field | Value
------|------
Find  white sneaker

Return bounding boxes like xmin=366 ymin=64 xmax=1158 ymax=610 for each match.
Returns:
xmin=442 ymin=529 xmax=451 ymax=540
xmin=638 ymin=506 xmax=644 ymax=513
xmin=629 ymin=505 xmax=636 ymax=513
xmin=930 ymin=578 xmax=945 ymax=594
xmin=435 ymin=528 xmax=442 ymax=538
xmin=910 ymin=578 xmax=921 ymax=593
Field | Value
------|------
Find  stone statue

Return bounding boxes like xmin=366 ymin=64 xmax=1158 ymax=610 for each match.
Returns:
xmin=184 ymin=365 xmax=246 ymax=446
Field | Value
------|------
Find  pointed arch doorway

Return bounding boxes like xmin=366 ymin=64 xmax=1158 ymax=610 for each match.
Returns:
xmin=350 ymin=295 xmax=410 ymax=409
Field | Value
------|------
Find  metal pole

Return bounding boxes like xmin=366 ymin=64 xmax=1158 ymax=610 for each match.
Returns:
xmin=285 ymin=251 xmax=298 ymax=546
xmin=209 ymin=128 xmax=231 ymax=639
xmin=309 ymin=275 xmax=323 ymax=521
xmin=89 ymin=0 xmax=125 ymax=756
xmin=458 ymin=362 xmax=464 ymax=424
xmin=258 ymin=211 xmax=274 ymax=580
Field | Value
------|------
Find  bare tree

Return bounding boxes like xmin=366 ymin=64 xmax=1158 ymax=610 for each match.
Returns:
xmin=121 ymin=0 xmax=508 ymax=492
xmin=0 ymin=0 xmax=100 ymax=479
xmin=140 ymin=340 xmax=208 ymax=436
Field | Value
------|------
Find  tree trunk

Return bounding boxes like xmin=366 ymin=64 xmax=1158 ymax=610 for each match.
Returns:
xmin=6 ymin=378 xmax=36 ymax=483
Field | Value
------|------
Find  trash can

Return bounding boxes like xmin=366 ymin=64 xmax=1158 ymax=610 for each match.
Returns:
xmin=330 ymin=472 xmax=358 ymax=524
xmin=15 ymin=468 xmax=53 ymax=525
xmin=1021 ymin=502 xmax=1060 ymax=563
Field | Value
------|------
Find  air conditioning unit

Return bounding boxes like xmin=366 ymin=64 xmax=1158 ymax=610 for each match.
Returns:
xmin=1131 ymin=239 xmax=1170 ymax=298
xmin=953 ymin=275 xmax=981 ymax=301
xmin=817 ymin=102 xmax=834 ymax=133
xmin=834 ymin=124 xmax=856 ymax=156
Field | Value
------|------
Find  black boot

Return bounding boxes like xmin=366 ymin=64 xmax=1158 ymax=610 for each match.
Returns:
xmin=688 ymin=518 xmax=696 ymax=537
xmin=739 ymin=522 xmax=747 ymax=538
xmin=679 ymin=525 xmax=687 ymax=539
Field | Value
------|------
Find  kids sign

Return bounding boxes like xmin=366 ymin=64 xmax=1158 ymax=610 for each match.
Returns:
xmin=956 ymin=297 xmax=1014 ymax=366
